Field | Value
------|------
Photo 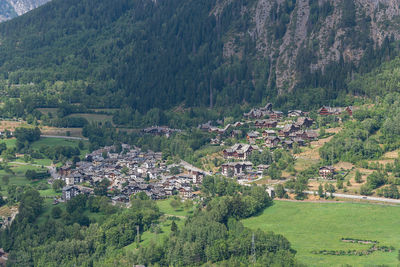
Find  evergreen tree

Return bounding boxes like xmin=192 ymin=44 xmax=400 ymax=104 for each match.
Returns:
xmin=318 ymin=184 xmax=324 ymax=198
xmin=355 ymin=171 xmax=362 ymax=183
xmin=171 ymin=221 xmax=178 ymax=233
xmin=275 ymin=184 xmax=286 ymax=198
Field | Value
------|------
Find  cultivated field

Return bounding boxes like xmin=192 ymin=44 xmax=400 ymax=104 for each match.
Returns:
xmin=242 ymin=201 xmax=400 ymax=266
xmin=0 ymin=120 xmax=29 ymax=131
xmin=41 ymin=126 xmax=84 ymax=137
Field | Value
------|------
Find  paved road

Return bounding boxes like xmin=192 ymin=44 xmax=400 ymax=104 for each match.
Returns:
xmin=40 ymin=135 xmax=88 ymax=141
xmin=304 ymin=190 xmax=400 ymax=204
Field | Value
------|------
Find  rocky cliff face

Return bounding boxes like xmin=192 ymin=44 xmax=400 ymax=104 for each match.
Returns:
xmin=0 ymin=0 xmax=51 ymax=22
xmin=215 ymin=0 xmax=400 ymax=92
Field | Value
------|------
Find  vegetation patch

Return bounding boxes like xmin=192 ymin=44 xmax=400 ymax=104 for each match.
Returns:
xmin=341 ymin=238 xmax=378 ymax=244
xmin=312 ymin=238 xmax=394 ymax=256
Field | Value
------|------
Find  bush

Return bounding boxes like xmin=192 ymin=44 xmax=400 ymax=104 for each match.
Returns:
xmin=366 ymin=171 xmax=387 ymax=189
xmin=52 ymin=179 xmax=65 ymax=192
xmin=360 ymin=185 xmax=373 ymax=196
xmin=51 ymin=206 xmax=62 ymax=219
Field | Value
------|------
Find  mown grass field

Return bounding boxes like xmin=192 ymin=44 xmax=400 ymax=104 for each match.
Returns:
xmin=242 ymin=200 xmax=400 ymax=266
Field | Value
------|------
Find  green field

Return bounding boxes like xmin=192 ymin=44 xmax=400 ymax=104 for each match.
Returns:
xmin=0 ymin=137 xmax=88 ymax=199
xmin=242 ymin=201 xmax=400 ymax=266
xmin=156 ymin=198 xmax=194 ymax=217
xmin=0 ymin=163 xmax=51 ymax=198
xmin=1 ymin=138 xmax=16 ymax=148
xmin=67 ymin=113 xmax=113 ymax=124
xmin=0 ymin=137 xmax=87 ymax=155
xmin=31 ymin=137 xmax=89 ymax=157
xmin=14 ymin=158 xmax=53 ymax=166
xmin=31 ymin=137 xmax=87 ymax=148
xmin=124 ymin=198 xmax=194 ymax=251
xmin=39 ymin=188 xmax=61 ymax=197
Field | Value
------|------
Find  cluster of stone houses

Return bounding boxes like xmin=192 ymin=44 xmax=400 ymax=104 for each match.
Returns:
xmin=287 ymin=110 xmax=309 ymax=117
xmin=254 ymin=119 xmax=278 ymax=128
xmin=223 ymin=144 xmax=261 ymax=160
xmin=243 ymin=103 xmax=284 ymax=119
xmin=221 ymin=161 xmax=269 ymax=178
xmin=318 ymin=106 xmax=354 ymax=116
xmin=246 ymin=116 xmax=318 ymax=149
xmin=199 ymin=121 xmax=245 ymax=146
xmin=59 ymin=145 xmax=205 ymax=202
xmin=218 ymin=108 xmax=321 ymax=178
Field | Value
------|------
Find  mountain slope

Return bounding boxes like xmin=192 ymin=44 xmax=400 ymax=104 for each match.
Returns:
xmin=0 ymin=0 xmax=51 ymax=22
xmin=220 ymin=0 xmax=400 ymax=91
xmin=0 ymin=0 xmax=399 ymax=114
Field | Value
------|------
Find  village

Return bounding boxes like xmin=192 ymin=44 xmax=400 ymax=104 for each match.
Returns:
xmin=56 ymin=144 xmax=207 ymax=203
xmin=54 ymin=104 xmax=354 ymax=203
xmin=198 ymin=104 xmax=353 ymax=179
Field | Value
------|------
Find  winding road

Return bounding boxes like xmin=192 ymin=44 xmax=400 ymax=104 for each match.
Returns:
xmin=304 ymin=190 xmax=400 ymax=204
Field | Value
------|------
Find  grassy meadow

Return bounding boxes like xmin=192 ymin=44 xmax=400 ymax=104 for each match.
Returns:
xmin=0 ymin=164 xmax=50 ymax=196
xmin=0 ymin=137 xmax=88 ymax=198
xmin=67 ymin=113 xmax=113 ymax=124
xmin=31 ymin=137 xmax=87 ymax=149
xmin=242 ymin=200 xmax=400 ymax=266
xmin=125 ymin=198 xmax=194 ymax=251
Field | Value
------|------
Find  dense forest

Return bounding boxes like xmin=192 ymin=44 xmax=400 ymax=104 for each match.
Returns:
xmin=0 ymin=0 xmax=398 ymax=125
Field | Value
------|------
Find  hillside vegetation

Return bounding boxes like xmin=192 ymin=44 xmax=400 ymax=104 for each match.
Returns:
xmin=0 ymin=0 xmax=399 ymax=121
xmin=0 ymin=0 xmax=50 ymax=22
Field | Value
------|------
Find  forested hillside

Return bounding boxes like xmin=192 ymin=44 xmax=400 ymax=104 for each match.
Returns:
xmin=0 ymin=0 xmax=400 ymax=116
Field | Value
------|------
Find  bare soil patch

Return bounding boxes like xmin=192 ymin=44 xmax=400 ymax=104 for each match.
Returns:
xmin=334 ymin=162 xmax=354 ymax=170
xmin=383 ymin=150 xmax=399 ymax=159
xmin=0 ymin=120 xmax=28 ymax=131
